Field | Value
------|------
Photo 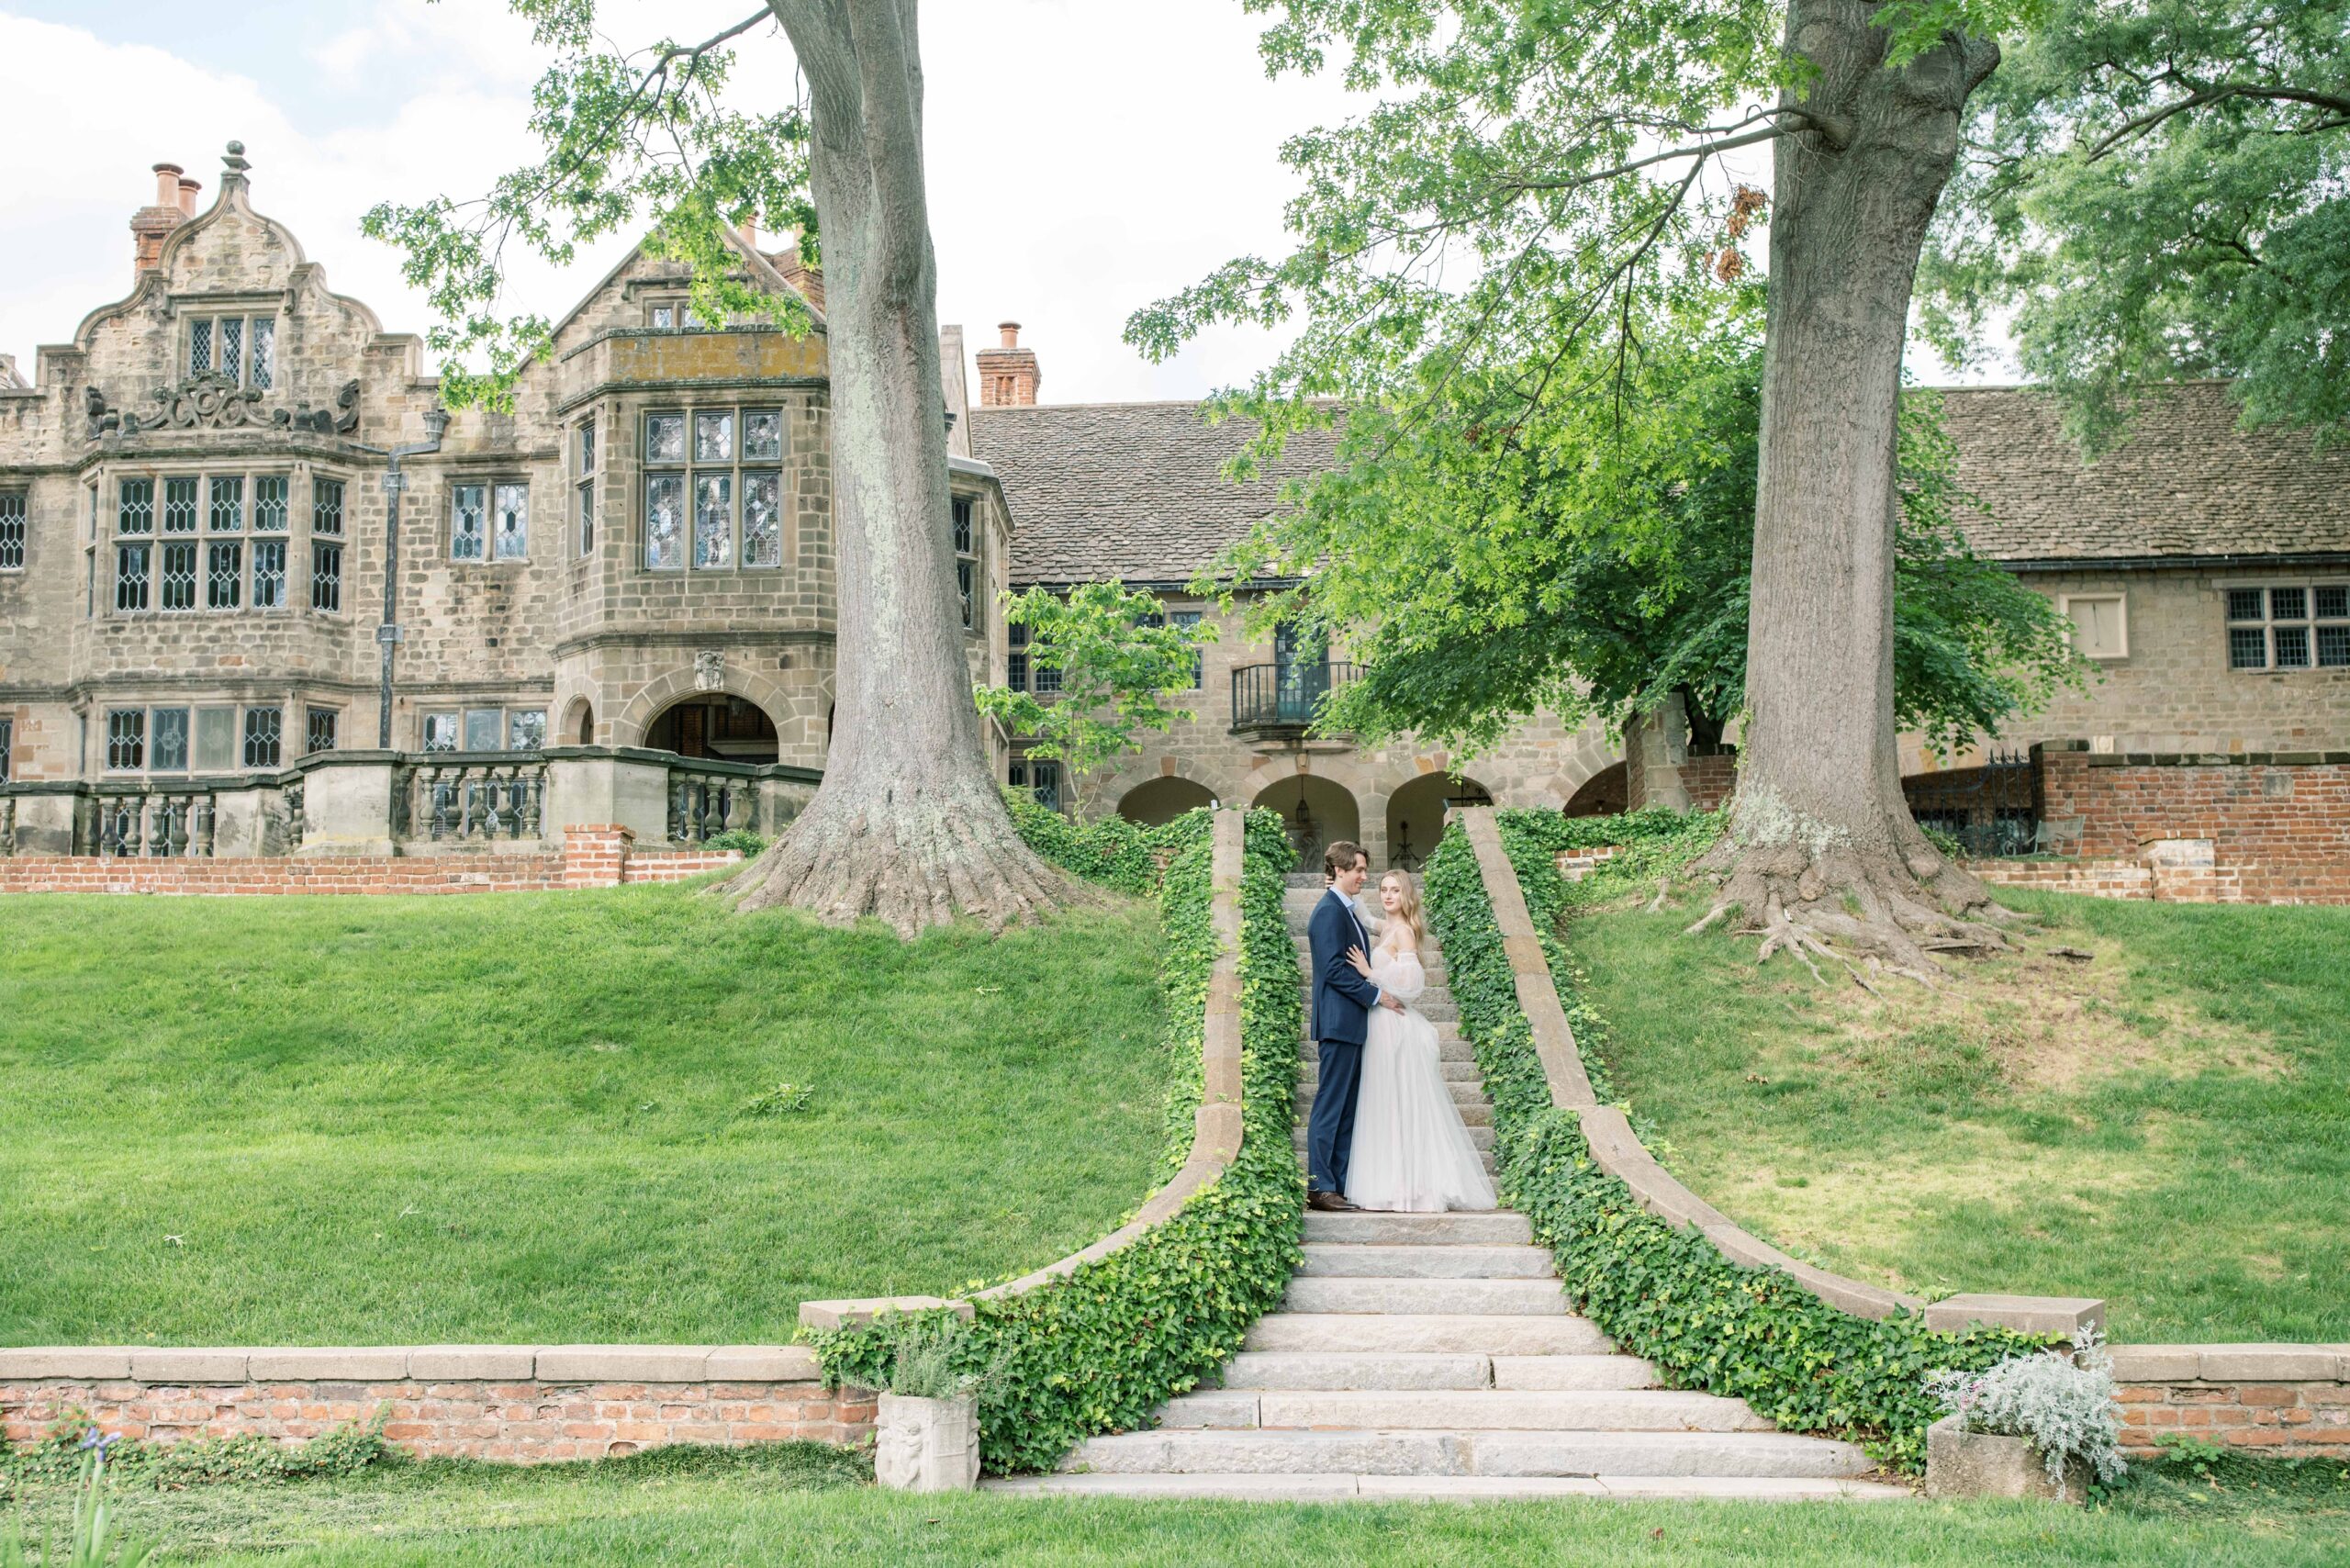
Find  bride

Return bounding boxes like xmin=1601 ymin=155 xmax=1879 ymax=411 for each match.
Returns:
xmin=1342 ymin=871 xmax=1497 ymax=1213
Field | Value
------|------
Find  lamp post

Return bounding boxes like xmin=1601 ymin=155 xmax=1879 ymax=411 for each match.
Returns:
xmin=373 ymin=407 xmax=450 ymax=748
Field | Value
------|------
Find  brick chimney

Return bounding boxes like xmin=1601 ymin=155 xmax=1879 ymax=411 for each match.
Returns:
xmin=130 ymin=162 xmax=189 ymax=279
xmin=976 ymin=321 xmax=1041 ymax=407
xmin=177 ymin=175 xmax=201 ymax=216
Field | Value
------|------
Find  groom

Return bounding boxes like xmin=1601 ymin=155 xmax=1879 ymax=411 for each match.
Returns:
xmin=1305 ymin=840 xmax=1404 ymax=1213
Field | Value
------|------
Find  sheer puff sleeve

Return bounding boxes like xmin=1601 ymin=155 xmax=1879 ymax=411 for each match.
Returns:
xmin=1371 ymin=951 xmax=1427 ymax=1002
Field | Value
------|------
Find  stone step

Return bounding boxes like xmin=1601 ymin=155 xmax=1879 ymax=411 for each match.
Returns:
xmin=1243 ymin=1314 xmax=1612 ymax=1355
xmin=1304 ymin=1057 xmax=1483 ymax=1085
xmin=1158 ymin=1388 xmax=1767 ymax=1433
xmin=1298 ymin=1033 xmax=1476 ymax=1064
xmin=1293 ymin=1124 xmax=1494 ymax=1153
xmin=989 ymin=1473 xmax=1912 ymax=1501
xmin=1297 ymin=1242 xmax=1552 ymax=1280
xmin=1055 ymin=1427 xmax=1882 ymax=1480
xmin=1282 ymin=1276 xmax=1564 ymax=1316
xmin=1295 ymin=1080 xmax=1490 ymax=1118
xmin=1214 ymin=1351 xmax=1655 ymax=1393
xmin=997 ymin=1473 xmax=1902 ymax=1505
xmin=1302 ymin=1211 xmax=1532 ymax=1245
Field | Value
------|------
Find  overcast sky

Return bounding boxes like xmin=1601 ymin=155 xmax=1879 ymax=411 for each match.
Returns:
xmin=0 ymin=2 xmax=2003 ymax=401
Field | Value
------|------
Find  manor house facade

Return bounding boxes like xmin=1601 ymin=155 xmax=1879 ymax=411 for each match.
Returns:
xmin=2 ymin=146 xmax=2346 ymax=873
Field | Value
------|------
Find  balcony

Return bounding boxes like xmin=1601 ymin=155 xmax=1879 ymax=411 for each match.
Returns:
xmin=1230 ymin=661 xmax=1360 ymax=737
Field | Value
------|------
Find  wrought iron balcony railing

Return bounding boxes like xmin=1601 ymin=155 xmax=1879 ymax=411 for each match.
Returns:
xmin=1230 ymin=661 xmax=1360 ymax=734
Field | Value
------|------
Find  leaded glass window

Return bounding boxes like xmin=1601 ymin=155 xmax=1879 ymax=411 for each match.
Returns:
xmin=1010 ymin=756 xmax=1062 ymax=812
xmin=151 ymin=708 xmax=190 ymax=772
xmin=0 ymin=717 xmax=11 ymax=782
xmin=220 ymin=318 xmax=243 ymax=384
xmin=2227 ymin=582 xmax=2350 ymax=670
xmin=106 ymin=710 xmax=145 ymax=770
xmin=695 ymin=411 xmax=733 ymax=464
xmin=743 ymin=472 xmax=781 ymax=568
xmin=207 ymin=540 xmax=242 ymax=609
xmin=194 ymin=708 xmax=236 ymax=771
xmin=163 ymin=476 xmax=198 ymax=532
xmin=645 ymin=412 xmax=687 ymax=464
xmin=253 ymin=476 xmax=288 ymax=532
xmin=1171 ymin=609 xmax=1204 ymax=687
xmin=242 ymin=706 xmax=282 ymax=769
xmin=252 ymin=538 xmax=286 ymax=609
xmin=422 ymin=712 xmax=460 ymax=753
xmin=952 ymin=496 xmax=978 ymax=633
xmin=452 ymin=484 xmax=487 ymax=560
xmin=489 ymin=482 xmax=528 ymax=560
xmin=209 ymin=476 xmax=242 ymax=532
xmin=118 ymin=478 xmax=153 ymax=534
xmin=508 ymin=710 xmax=547 ymax=749
xmin=0 ymin=493 xmax=20 ymax=570
xmin=250 ymin=319 xmax=274 ymax=389
xmin=313 ymin=477 xmax=344 ymax=535
xmin=161 ymin=542 xmax=196 ymax=610
xmin=310 ymin=541 xmax=342 ymax=612
xmin=306 ymin=708 xmax=338 ymax=755
xmin=186 ymin=315 xmax=274 ymax=386
xmin=645 ymin=475 xmax=685 ymax=570
xmin=694 ymin=474 xmax=733 ymax=568
xmin=189 ymin=318 xmax=212 ymax=374
xmin=115 ymin=543 xmax=151 ymax=610
xmin=744 ymin=410 xmax=784 ymax=461
xmin=1008 ymin=622 xmax=1028 ymax=692
xmin=464 ymin=708 xmax=503 ymax=752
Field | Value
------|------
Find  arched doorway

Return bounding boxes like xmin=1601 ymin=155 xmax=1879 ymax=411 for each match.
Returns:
xmin=1118 ymin=776 xmax=1216 ymax=827
xmin=1563 ymin=761 xmax=1628 ymax=818
xmin=1252 ymin=773 xmax=1361 ymax=873
xmin=1386 ymin=772 xmax=1494 ymax=870
xmin=564 ymin=698 xmax=596 ymax=746
xmin=645 ymin=693 xmax=779 ymax=763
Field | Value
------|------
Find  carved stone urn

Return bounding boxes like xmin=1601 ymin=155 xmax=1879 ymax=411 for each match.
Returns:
xmin=873 ymin=1393 xmax=981 ymax=1493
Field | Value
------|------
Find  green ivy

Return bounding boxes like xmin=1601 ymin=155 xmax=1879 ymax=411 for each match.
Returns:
xmin=1002 ymin=789 xmax=1191 ymax=897
xmin=807 ymin=808 xmax=1304 ymax=1474
xmin=1422 ymin=809 xmax=2040 ymax=1473
xmin=1 ymin=1406 xmax=391 ymax=1495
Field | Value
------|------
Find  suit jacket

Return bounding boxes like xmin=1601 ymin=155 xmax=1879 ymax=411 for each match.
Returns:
xmin=1308 ymin=888 xmax=1384 ymax=1046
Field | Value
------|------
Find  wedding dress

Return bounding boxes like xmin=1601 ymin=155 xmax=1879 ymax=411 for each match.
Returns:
xmin=1344 ymin=945 xmax=1497 ymax=1213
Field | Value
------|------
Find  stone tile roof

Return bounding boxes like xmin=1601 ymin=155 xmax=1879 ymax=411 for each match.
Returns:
xmin=1939 ymin=381 xmax=2350 ymax=564
xmin=970 ymin=401 xmax=1337 ymax=586
xmin=974 ymin=383 xmax=2350 ymax=585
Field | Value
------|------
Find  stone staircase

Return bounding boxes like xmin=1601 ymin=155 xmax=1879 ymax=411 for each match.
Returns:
xmin=989 ymin=884 xmax=1905 ymax=1502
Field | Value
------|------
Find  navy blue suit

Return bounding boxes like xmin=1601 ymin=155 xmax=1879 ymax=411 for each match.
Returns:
xmin=1305 ymin=887 xmax=1384 ymax=1194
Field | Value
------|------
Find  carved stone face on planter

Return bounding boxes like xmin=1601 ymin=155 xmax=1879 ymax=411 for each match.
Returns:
xmin=874 ymin=1392 xmax=980 ymax=1493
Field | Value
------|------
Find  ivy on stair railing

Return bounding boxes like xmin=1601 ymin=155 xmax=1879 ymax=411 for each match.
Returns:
xmin=1423 ymin=810 xmax=2042 ymax=1473
xmin=804 ymin=805 xmax=1305 ymax=1474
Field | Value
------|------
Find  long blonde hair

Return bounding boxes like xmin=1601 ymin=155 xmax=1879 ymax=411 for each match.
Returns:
xmin=1378 ymin=871 xmax=1425 ymax=952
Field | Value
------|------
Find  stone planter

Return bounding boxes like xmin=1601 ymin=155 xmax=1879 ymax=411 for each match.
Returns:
xmin=874 ymin=1392 xmax=980 ymax=1493
xmin=1925 ymin=1415 xmax=2089 ymax=1503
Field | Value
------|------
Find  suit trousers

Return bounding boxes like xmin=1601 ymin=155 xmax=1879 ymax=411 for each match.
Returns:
xmin=1307 ymin=1036 xmax=1364 ymax=1194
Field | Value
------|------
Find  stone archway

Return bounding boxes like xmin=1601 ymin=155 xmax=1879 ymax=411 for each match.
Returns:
xmin=1117 ymin=775 xmax=1217 ymax=827
xmin=611 ymin=663 xmax=818 ymax=763
xmin=643 ymin=693 xmax=779 ymax=763
xmin=1564 ymin=761 xmax=1628 ymax=818
xmin=1252 ymin=772 xmax=1361 ymax=873
xmin=563 ymin=697 xmax=597 ymax=746
xmin=1385 ymin=771 xmax=1494 ymax=870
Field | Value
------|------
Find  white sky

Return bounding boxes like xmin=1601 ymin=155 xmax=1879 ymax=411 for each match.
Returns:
xmin=0 ymin=2 xmax=2005 ymax=401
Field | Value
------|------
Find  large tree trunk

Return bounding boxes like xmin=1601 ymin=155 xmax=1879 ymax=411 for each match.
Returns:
xmin=733 ymin=0 xmax=1071 ymax=935
xmin=1695 ymin=2 xmax=2005 ymax=979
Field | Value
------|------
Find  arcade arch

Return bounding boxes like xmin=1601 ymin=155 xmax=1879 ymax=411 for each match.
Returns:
xmin=1117 ymin=776 xmax=1217 ymax=827
xmin=1385 ymin=771 xmax=1494 ymax=870
xmin=1252 ymin=772 xmax=1361 ymax=873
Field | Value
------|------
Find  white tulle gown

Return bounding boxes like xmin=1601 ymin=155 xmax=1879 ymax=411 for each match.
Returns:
xmin=1344 ymin=944 xmax=1497 ymax=1213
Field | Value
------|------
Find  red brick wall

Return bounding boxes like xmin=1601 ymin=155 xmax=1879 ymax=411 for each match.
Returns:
xmin=0 ymin=826 xmax=740 ymax=897
xmin=2114 ymin=1345 xmax=2350 ymax=1457
xmin=2040 ymin=749 xmax=2350 ymax=903
xmin=1684 ymin=752 xmax=1737 ymax=813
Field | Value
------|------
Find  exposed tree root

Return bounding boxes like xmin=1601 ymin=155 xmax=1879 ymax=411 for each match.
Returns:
xmin=1684 ymin=831 xmax=2012 ymax=989
xmin=722 ymin=775 xmax=1082 ymax=937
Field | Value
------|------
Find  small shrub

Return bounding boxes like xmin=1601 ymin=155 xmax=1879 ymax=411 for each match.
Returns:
xmin=881 ymin=1313 xmax=1009 ymax=1401
xmin=738 ymin=1081 xmax=814 ymax=1117
xmin=3 ymin=1406 xmax=392 ymax=1492
xmin=1927 ymin=1327 xmax=2127 ymax=1485
xmin=702 ymin=828 xmax=769 ymax=856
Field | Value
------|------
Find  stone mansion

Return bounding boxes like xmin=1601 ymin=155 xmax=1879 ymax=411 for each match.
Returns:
xmin=2 ymin=146 xmax=2347 ymax=878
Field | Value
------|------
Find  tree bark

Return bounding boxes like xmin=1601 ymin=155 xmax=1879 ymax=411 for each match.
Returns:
xmin=1697 ymin=1 xmax=2006 ymax=979
xmin=732 ymin=0 xmax=1072 ymax=934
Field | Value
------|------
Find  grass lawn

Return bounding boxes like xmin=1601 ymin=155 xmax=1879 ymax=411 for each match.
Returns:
xmin=6 ymin=1444 xmax=2348 ymax=1565
xmin=1565 ymin=884 xmax=2350 ymax=1341
xmin=0 ymin=884 xmax=1169 ymax=1345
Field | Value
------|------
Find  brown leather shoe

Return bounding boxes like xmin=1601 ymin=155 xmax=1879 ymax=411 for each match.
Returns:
xmin=1307 ymin=1190 xmax=1360 ymax=1213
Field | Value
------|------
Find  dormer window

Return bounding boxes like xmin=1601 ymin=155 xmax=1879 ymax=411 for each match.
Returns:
xmin=187 ymin=313 xmax=274 ymax=389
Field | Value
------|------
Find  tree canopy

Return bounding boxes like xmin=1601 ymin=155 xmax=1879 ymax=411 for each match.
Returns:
xmin=1922 ymin=0 xmax=2350 ymax=448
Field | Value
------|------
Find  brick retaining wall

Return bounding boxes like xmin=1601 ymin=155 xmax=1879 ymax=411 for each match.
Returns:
xmin=2041 ymin=747 xmax=2350 ymax=903
xmin=2113 ymin=1347 xmax=2350 ymax=1457
xmin=0 ymin=825 xmax=740 ymax=897
xmin=0 ymin=1347 xmax=870 ymax=1464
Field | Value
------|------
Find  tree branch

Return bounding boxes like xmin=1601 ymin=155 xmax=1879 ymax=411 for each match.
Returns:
xmin=2086 ymin=81 xmax=2350 ymax=160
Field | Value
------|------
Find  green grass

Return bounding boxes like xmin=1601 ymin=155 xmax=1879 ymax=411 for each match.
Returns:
xmin=0 ymin=885 xmax=1169 ymax=1345
xmin=1566 ymin=885 xmax=2350 ymax=1341
xmin=6 ymin=1444 xmax=2347 ymax=1565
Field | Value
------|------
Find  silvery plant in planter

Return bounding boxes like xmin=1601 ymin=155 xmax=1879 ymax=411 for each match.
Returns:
xmin=1923 ymin=1328 xmax=2127 ymax=1503
xmin=873 ymin=1314 xmax=991 ymax=1494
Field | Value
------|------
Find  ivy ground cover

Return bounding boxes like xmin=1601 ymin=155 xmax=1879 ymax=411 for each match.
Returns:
xmin=0 ymin=882 xmax=1169 ymax=1345
xmin=1567 ymin=875 xmax=2350 ymax=1341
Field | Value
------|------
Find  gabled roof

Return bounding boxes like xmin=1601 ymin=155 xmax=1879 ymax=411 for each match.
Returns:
xmin=969 ymin=400 xmax=1337 ymax=586
xmin=1938 ymin=381 xmax=2350 ymax=566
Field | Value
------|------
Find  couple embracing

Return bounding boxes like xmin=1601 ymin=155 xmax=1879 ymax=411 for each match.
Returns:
xmin=1304 ymin=841 xmax=1496 ymax=1215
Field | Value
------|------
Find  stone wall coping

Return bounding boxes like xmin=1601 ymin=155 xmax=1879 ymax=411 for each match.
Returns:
xmin=1921 ymin=1294 xmax=2107 ymax=1338
xmin=793 ymin=808 xmax=1250 ymax=1331
xmin=1457 ymin=808 xmax=2042 ymax=1329
xmin=2109 ymin=1344 xmax=2350 ymax=1383
xmin=0 ymin=1345 xmax=822 ymax=1386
